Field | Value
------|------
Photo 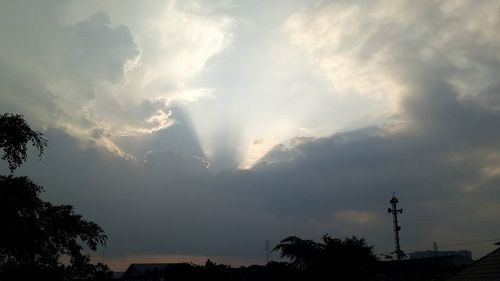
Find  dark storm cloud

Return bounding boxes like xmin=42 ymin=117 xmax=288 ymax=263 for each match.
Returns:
xmin=227 ymin=58 xmax=500 ymax=253
xmin=249 ymin=81 xmax=500 ymax=234
xmin=15 ymin=126 xmax=278 ymax=258
xmin=15 ymin=76 xmax=500 ymax=260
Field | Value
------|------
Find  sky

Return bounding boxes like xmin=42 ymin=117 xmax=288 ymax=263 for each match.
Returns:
xmin=1 ymin=0 xmax=500 ymax=271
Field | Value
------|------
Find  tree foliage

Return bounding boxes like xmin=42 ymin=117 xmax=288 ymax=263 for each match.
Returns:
xmin=0 ymin=113 xmax=110 ymax=281
xmin=274 ymin=234 xmax=379 ymax=281
xmin=273 ymin=236 xmax=321 ymax=270
xmin=0 ymin=113 xmax=47 ymax=172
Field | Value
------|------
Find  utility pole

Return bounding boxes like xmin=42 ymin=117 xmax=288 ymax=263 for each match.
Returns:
xmin=265 ymin=240 xmax=270 ymax=264
xmin=388 ymin=194 xmax=404 ymax=260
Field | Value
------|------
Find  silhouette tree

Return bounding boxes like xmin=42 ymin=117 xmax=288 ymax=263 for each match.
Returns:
xmin=320 ymin=235 xmax=378 ymax=280
xmin=274 ymin=234 xmax=379 ymax=281
xmin=0 ymin=113 xmax=110 ymax=281
xmin=0 ymin=113 xmax=47 ymax=172
xmin=273 ymin=236 xmax=321 ymax=271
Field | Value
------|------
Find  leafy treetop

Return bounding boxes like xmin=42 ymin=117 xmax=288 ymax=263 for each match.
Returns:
xmin=273 ymin=234 xmax=378 ymax=281
xmin=0 ymin=113 xmax=47 ymax=172
xmin=0 ymin=113 xmax=110 ymax=280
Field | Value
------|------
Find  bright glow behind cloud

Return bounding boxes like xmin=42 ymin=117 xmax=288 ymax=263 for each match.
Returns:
xmin=0 ymin=0 xmax=392 ymax=168
xmin=284 ymin=0 xmax=500 ymax=115
xmin=4 ymin=0 xmax=500 ymax=170
xmin=68 ymin=1 xmax=234 ymax=147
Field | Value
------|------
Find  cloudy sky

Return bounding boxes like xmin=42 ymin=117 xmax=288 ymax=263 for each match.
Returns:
xmin=2 ymin=0 xmax=500 ymax=271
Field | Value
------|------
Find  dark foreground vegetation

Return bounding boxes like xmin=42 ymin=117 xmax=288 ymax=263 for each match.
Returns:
xmin=119 ymin=235 xmax=467 ymax=281
xmin=0 ymin=113 xmax=112 ymax=281
xmin=122 ymin=262 xmax=465 ymax=281
xmin=0 ymin=114 xmax=467 ymax=281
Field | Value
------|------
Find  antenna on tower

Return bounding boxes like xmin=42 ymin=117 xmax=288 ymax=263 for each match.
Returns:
xmin=388 ymin=193 xmax=404 ymax=260
xmin=265 ymin=240 xmax=270 ymax=264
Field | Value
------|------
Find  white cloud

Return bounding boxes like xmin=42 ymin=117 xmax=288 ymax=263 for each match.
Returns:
xmin=0 ymin=0 xmax=233 ymax=157
xmin=284 ymin=0 xmax=500 ymax=115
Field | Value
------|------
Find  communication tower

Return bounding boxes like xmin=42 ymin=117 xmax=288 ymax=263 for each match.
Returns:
xmin=388 ymin=194 xmax=404 ymax=260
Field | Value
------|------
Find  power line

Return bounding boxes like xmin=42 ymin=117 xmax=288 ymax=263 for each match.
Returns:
xmin=439 ymin=238 xmax=500 ymax=249
xmin=406 ymin=238 xmax=500 ymax=252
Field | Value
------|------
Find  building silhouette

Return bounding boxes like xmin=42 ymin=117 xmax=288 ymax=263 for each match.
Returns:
xmin=448 ymin=243 xmax=500 ymax=280
xmin=409 ymin=250 xmax=472 ymax=261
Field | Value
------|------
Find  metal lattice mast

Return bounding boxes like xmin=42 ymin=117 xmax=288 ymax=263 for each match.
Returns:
xmin=388 ymin=194 xmax=403 ymax=260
